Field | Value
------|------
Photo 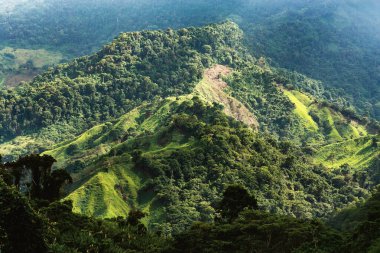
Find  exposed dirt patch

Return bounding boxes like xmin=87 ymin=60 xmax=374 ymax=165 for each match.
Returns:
xmin=197 ymin=65 xmax=259 ymax=129
xmin=204 ymin=64 xmax=232 ymax=89
xmin=4 ymin=70 xmax=40 ymax=88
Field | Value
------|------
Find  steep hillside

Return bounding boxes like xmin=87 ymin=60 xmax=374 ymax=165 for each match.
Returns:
xmin=39 ymin=64 xmax=377 ymax=232
xmin=314 ymin=136 xmax=379 ymax=170
xmin=1 ymin=23 xmax=378 ymax=233
xmin=43 ymin=94 xmax=372 ymax=232
xmin=222 ymin=63 xmax=376 ymax=145
xmin=282 ymin=88 xmax=369 ymax=143
xmin=0 ymin=21 xmax=244 ymax=145
xmin=1 ymin=0 xmax=378 ymax=119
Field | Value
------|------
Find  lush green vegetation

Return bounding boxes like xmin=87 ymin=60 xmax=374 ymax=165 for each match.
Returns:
xmin=0 ymin=9 xmax=379 ymax=251
xmin=38 ymin=94 xmax=377 ymax=234
xmin=1 ymin=0 xmax=378 ymax=118
xmin=0 ymin=47 xmax=63 ymax=88
xmin=1 ymin=158 xmax=380 ymax=252
xmin=0 ymin=21 xmax=245 ymax=144
xmin=169 ymin=186 xmax=380 ymax=253
xmin=224 ymin=63 xmax=376 ymax=144
xmin=0 ymin=23 xmax=377 ymax=235
xmin=1 ymin=22 xmax=376 ymax=161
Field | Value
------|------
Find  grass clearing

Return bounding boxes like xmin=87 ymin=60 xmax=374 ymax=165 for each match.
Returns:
xmin=0 ymin=46 xmax=63 ymax=87
xmin=0 ymin=47 xmax=63 ymax=69
xmin=282 ymin=88 xmax=369 ymax=143
xmin=314 ymin=136 xmax=379 ymax=169
xmin=66 ymin=170 xmax=131 ymax=218
xmin=283 ymin=89 xmax=319 ymax=131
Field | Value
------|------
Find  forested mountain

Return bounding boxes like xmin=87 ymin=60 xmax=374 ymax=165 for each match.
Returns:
xmin=0 ymin=0 xmax=379 ymax=118
xmin=1 ymin=22 xmax=377 ymax=156
xmin=1 ymin=158 xmax=380 ymax=252
xmin=0 ymin=1 xmax=379 ymax=252
xmin=0 ymin=22 xmax=245 ymax=144
xmin=1 ymin=22 xmax=378 ymax=235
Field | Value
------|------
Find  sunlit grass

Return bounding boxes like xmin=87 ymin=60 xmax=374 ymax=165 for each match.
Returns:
xmin=0 ymin=47 xmax=62 ymax=69
xmin=314 ymin=136 xmax=379 ymax=169
xmin=283 ymin=89 xmax=319 ymax=131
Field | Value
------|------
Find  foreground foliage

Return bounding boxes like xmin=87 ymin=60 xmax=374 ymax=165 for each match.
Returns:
xmin=1 ymin=167 xmax=380 ymax=253
xmin=31 ymin=95 xmax=375 ymax=234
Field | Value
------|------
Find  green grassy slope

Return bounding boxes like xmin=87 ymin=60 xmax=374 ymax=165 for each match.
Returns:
xmin=40 ymin=90 xmax=377 ymax=233
xmin=0 ymin=47 xmax=63 ymax=88
xmin=314 ymin=135 xmax=379 ymax=169
xmin=67 ymin=158 xmax=142 ymax=218
xmin=45 ymin=97 xmax=195 ymax=226
xmin=282 ymin=88 xmax=369 ymax=143
xmin=282 ymin=89 xmax=319 ymax=131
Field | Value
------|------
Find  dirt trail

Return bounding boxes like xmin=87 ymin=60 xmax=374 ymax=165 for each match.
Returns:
xmin=197 ymin=65 xmax=259 ymax=129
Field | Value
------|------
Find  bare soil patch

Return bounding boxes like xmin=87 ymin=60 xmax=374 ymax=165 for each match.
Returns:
xmin=199 ymin=65 xmax=259 ymax=129
xmin=4 ymin=70 xmax=40 ymax=88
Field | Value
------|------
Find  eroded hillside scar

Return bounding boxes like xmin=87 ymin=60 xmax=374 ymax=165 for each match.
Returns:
xmin=204 ymin=64 xmax=231 ymax=89
xmin=196 ymin=65 xmax=259 ymax=129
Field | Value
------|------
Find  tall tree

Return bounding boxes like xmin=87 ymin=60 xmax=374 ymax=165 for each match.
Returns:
xmin=216 ymin=185 xmax=258 ymax=222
